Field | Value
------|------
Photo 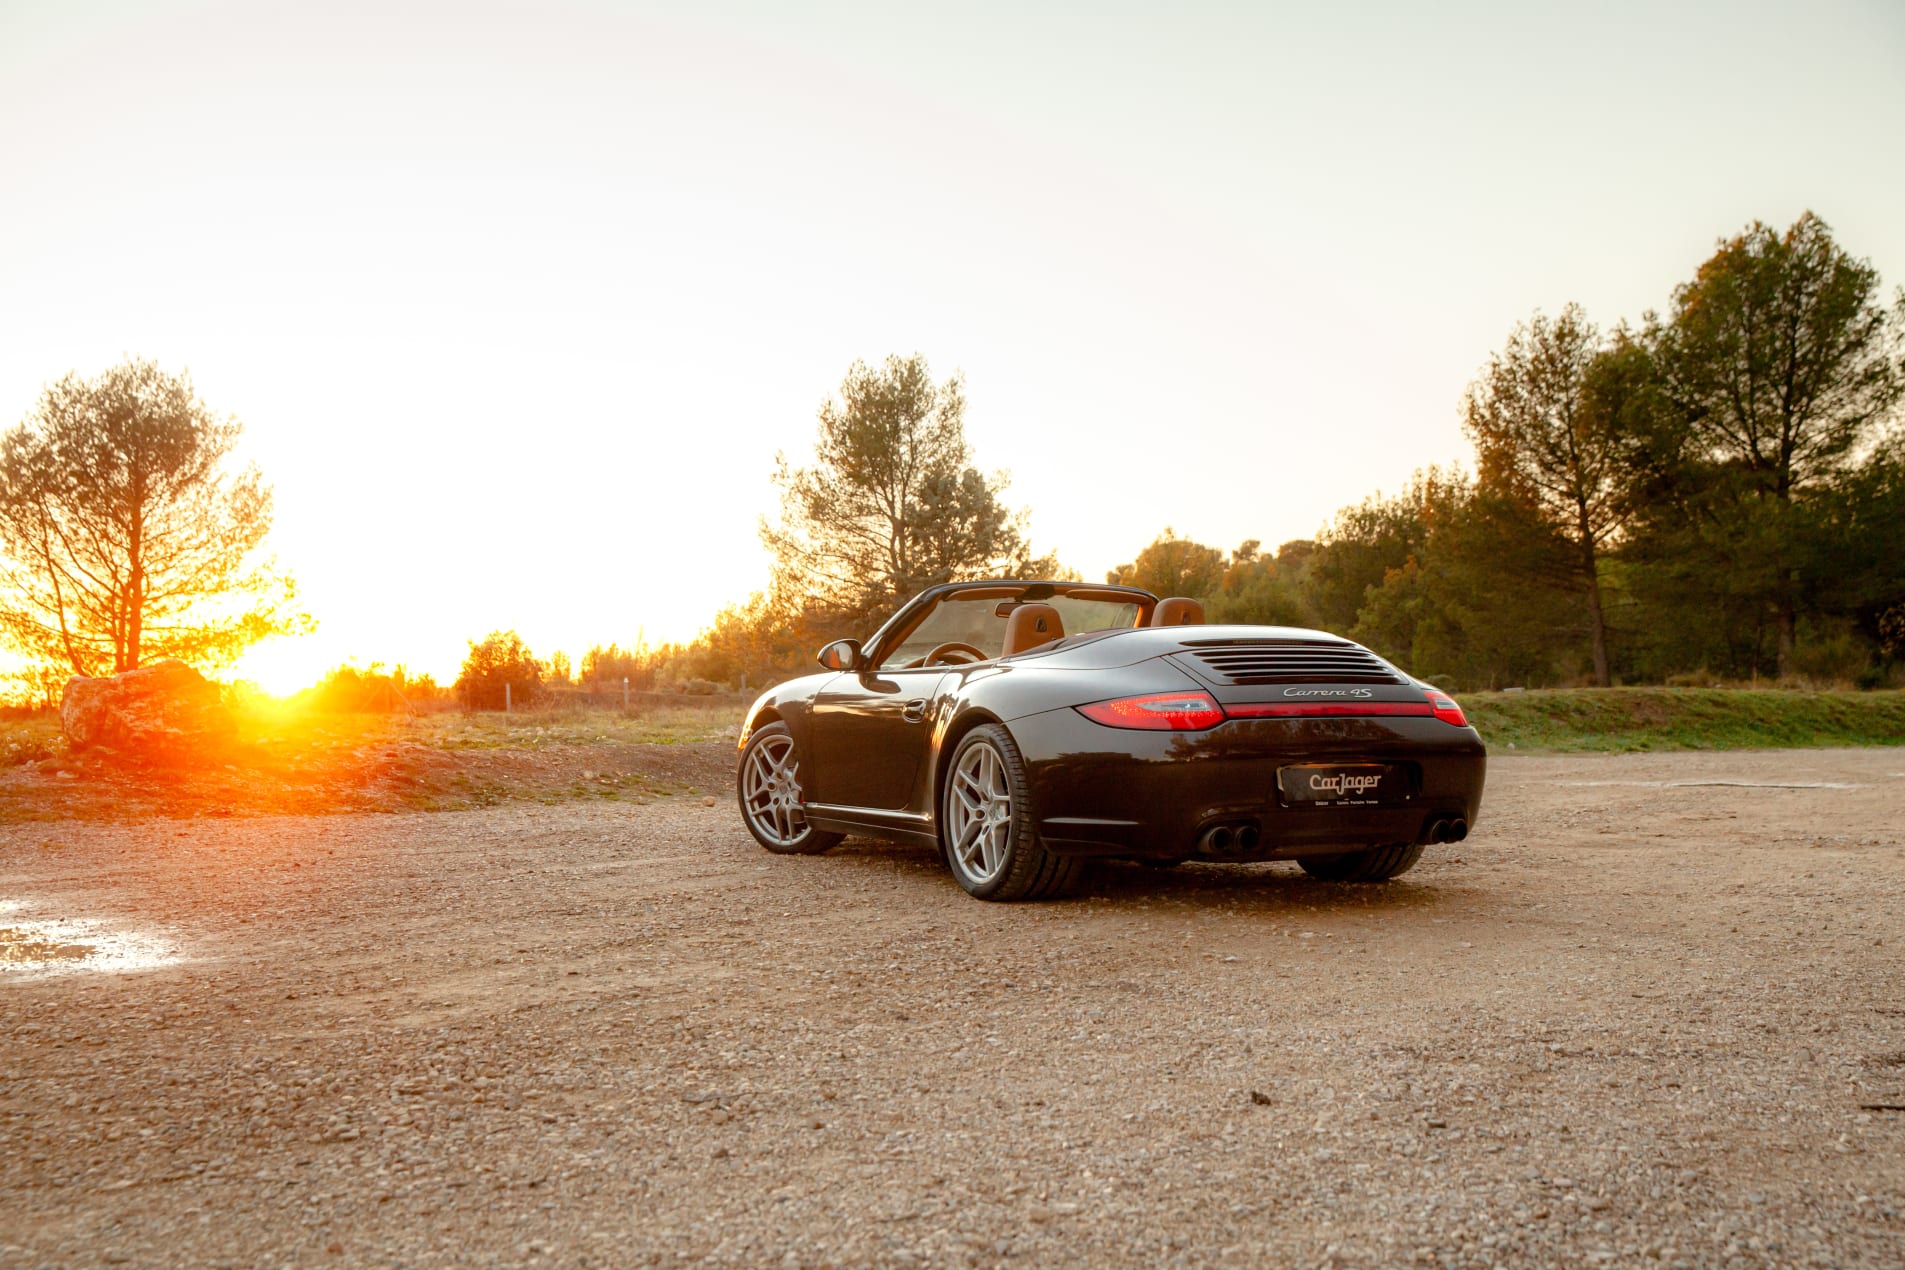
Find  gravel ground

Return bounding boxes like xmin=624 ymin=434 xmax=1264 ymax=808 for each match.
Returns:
xmin=2 ymin=747 xmax=1902 ymax=1268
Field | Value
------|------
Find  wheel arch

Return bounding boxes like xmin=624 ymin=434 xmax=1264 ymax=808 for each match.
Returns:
xmin=931 ymin=707 xmax=1007 ymax=838
xmin=739 ymin=704 xmax=784 ymax=748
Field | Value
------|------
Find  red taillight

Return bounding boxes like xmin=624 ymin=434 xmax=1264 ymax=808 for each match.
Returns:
xmin=1076 ymin=690 xmax=1467 ymax=729
xmin=1076 ymin=691 xmax=1225 ymax=731
xmin=1426 ymin=691 xmax=1468 ymax=727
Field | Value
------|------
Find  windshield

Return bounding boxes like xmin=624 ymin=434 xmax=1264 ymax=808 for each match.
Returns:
xmin=877 ymin=589 xmax=1144 ymax=668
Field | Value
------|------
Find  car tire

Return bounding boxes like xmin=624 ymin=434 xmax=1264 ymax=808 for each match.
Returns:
xmin=1297 ymin=843 xmax=1424 ymax=882
xmin=940 ymin=724 xmax=1081 ymax=901
xmin=736 ymin=722 xmax=843 ymax=856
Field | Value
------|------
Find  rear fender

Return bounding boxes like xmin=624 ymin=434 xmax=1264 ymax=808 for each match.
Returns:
xmin=946 ymin=658 xmax=1208 ymax=726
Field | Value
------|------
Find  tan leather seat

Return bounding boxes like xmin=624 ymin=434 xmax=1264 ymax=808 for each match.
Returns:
xmin=1150 ymin=597 xmax=1205 ymax=626
xmin=1001 ymin=603 xmax=1065 ymax=656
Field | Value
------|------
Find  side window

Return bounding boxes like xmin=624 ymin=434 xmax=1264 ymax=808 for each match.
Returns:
xmin=876 ymin=599 xmax=1009 ymax=668
xmin=871 ymin=592 xmax=1142 ymax=668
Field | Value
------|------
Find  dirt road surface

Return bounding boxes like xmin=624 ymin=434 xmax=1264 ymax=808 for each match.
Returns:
xmin=3 ymin=747 xmax=1902 ymax=1268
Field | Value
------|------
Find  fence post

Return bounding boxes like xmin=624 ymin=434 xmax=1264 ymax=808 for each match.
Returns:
xmin=622 ymin=676 xmax=629 ymax=709
xmin=505 ymin=682 xmax=512 ymax=714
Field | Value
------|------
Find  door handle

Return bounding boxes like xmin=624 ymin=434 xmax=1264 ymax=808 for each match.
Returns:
xmin=901 ymin=699 xmax=929 ymax=723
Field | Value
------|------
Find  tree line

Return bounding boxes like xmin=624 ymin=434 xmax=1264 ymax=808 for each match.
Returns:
xmin=1293 ymin=211 xmax=1903 ymax=688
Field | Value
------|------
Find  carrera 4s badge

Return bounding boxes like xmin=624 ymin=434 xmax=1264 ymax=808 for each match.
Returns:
xmin=1282 ymin=687 xmax=1375 ymax=698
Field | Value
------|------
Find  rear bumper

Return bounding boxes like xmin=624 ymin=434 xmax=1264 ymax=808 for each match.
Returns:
xmin=1009 ymin=707 xmax=1486 ymax=860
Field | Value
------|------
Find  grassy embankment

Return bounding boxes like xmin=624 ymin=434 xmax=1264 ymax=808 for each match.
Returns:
xmin=1464 ymin=687 xmax=1905 ymax=753
xmin=404 ymin=691 xmax=1905 ymax=753
xmin=3 ymin=690 xmax=1900 ymax=822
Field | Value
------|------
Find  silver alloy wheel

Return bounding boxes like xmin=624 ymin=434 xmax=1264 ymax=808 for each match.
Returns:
xmin=947 ymin=739 xmax=1013 ymax=885
xmin=741 ymin=733 xmax=811 ymax=849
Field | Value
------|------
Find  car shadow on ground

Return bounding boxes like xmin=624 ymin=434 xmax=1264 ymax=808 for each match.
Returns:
xmin=820 ymin=836 xmax=1454 ymax=917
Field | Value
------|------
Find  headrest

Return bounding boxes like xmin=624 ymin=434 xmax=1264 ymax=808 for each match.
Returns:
xmin=1150 ymin=597 xmax=1205 ymax=626
xmin=1002 ymin=602 xmax=1065 ymax=656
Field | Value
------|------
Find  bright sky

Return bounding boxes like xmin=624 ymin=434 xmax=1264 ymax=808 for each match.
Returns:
xmin=2 ymin=1 xmax=1900 ymax=693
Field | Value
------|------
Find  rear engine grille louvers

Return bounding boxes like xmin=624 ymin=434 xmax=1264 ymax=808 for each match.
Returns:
xmin=1183 ymin=640 xmax=1403 ymax=686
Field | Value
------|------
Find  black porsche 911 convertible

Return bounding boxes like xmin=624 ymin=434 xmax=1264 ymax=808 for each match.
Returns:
xmin=735 ymin=580 xmax=1486 ymax=901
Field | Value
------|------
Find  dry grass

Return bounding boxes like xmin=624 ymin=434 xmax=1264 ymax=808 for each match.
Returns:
xmin=414 ymin=701 xmax=737 ymax=749
xmin=0 ymin=715 xmax=62 ymax=769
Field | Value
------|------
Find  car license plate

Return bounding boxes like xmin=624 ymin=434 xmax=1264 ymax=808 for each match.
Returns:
xmin=1277 ymin=763 xmax=1408 ymax=807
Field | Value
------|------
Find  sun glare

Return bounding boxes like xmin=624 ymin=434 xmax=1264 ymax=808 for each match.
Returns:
xmin=228 ymin=640 xmax=337 ymax=700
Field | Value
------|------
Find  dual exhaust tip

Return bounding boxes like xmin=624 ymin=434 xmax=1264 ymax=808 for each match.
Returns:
xmin=1198 ymin=822 xmax=1261 ymax=854
xmin=1197 ymin=815 xmax=1468 ymax=853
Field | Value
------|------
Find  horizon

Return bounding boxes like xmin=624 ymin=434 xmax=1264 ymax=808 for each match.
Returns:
xmin=3 ymin=1 xmax=1901 ymax=692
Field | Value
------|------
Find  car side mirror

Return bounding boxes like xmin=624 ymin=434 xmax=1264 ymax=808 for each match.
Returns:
xmin=816 ymin=638 xmax=864 ymax=671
